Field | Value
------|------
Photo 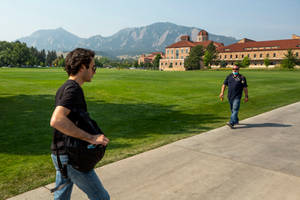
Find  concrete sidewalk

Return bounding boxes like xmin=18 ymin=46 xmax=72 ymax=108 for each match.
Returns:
xmin=8 ymin=102 xmax=300 ymax=200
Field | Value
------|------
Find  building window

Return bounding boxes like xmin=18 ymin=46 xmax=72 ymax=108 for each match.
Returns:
xmin=176 ymin=49 xmax=179 ymax=59
xmin=181 ymin=56 xmax=183 ymax=59
xmin=186 ymin=48 xmax=188 ymax=53
xmin=242 ymin=54 xmax=244 ymax=58
xmin=179 ymin=62 xmax=182 ymax=65
xmin=175 ymin=62 xmax=177 ymax=65
xmin=296 ymin=52 xmax=299 ymax=57
xmin=224 ymin=55 xmax=227 ymax=59
xmin=171 ymin=56 xmax=173 ymax=59
xmin=235 ymin=55 xmax=238 ymax=58
xmin=181 ymin=49 xmax=184 ymax=53
xmin=167 ymin=50 xmax=169 ymax=54
xmin=260 ymin=54 xmax=262 ymax=58
xmin=266 ymin=53 xmax=269 ymax=57
xmin=254 ymin=54 xmax=256 ymax=58
xmin=171 ymin=50 xmax=173 ymax=54
xmin=230 ymin=55 xmax=232 ymax=58
xmin=273 ymin=53 xmax=276 ymax=57
xmin=220 ymin=55 xmax=222 ymax=59
xmin=248 ymin=54 xmax=250 ymax=58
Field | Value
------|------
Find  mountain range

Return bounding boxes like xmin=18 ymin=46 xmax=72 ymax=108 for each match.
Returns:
xmin=18 ymin=22 xmax=238 ymax=58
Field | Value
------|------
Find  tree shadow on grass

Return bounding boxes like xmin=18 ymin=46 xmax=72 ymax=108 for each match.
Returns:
xmin=0 ymin=94 xmax=225 ymax=155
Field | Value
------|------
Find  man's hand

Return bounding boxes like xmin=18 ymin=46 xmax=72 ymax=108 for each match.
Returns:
xmin=244 ymin=97 xmax=248 ymax=103
xmin=92 ymin=134 xmax=109 ymax=146
xmin=219 ymin=93 xmax=224 ymax=101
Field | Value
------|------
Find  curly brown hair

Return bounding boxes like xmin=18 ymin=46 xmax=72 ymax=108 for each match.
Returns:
xmin=65 ymin=48 xmax=95 ymax=75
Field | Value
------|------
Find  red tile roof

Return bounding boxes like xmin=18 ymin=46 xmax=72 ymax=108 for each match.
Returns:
xmin=194 ymin=41 xmax=224 ymax=48
xmin=218 ymin=39 xmax=300 ymax=53
xmin=166 ymin=40 xmax=224 ymax=48
xmin=166 ymin=40 xmax=196 ymax=48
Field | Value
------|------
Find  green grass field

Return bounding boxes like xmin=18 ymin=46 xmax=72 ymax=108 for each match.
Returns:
xmin=0 ymin=68 xmax=300 ymax=199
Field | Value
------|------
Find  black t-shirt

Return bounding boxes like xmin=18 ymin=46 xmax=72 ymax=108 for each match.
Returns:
xmin=51 ymin=80 xmax=87 ymax=155
xmin=224 ymin=73 xmax=248 ymax=103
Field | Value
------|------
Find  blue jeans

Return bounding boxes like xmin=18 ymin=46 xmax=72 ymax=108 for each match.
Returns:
xmin=51 ymin=154 xmax=110 ymax=200
xmin=229 ymin=98 xmax=241 ymax=125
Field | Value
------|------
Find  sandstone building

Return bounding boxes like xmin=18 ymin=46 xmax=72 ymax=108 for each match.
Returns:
xmin=215 ymin=34 xmax=300 ymax=68
xmin=159 ymin=30 xmax=223 ymax=71
xmin=138 ymin=52 xmax=164 ymax=65
xmin=157 ymin=30 xmax=300 ymax=71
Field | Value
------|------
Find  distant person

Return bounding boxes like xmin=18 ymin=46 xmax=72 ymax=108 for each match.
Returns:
xmin=50 ymin=48 xmax=110 ymax=200
xmin=219 ymin=65 xmax=248 ymax=128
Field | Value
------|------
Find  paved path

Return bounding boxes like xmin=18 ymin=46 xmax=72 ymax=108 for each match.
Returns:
xmin=8 ymin=102 xmax=300 ymax=200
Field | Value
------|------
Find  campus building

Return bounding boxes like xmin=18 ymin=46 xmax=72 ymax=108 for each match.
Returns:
xmin=158 ymin=30 xmax=300 ymax=71
xmin=214 ymin=34 xmax=300 ymax=68
xmin=159 ymin=30 xmax=224 ymax=71
xmin=138 ymin=52 xmax=164 ymax=65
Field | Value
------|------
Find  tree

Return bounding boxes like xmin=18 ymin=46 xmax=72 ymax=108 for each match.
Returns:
xmin=94 ymin=57 xmax=103 ymax=68
xmin=152 ymin=54 xmax=162 ymax=69
xmin=134 ymin=60 xmax=139 ymax=68
xmin=184 ymin=45 xmax=204 ymax=70
xmin=220 ymin=60 xmax=227 ymax=68
xmin=52 ymin=56 xmax=65 ymax=67
xmin=281 ymin=49 xmax=298 ymax=69
xmin=234 ymin=61 xmax=243 ymax=68
xmin=0 ymin=41 xmax=54 ymax=67
xmin=264 ymin=56 xmax=271 ymax=67
xmin=46 ymin=50 xmax=57 ymax=66
xmin=144 ymin=62 xmax=153 ymax=69
xmin=139 ymin=62 xmax=144 ymax=68
xmin=241 ymin=56 xmax=250 ymax=68
xmin=203 ymin=42 xmax=218 ymax=68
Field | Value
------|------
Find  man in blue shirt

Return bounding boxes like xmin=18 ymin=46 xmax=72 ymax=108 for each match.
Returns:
xmin=219 ymin=66 xmax=248 ymax=128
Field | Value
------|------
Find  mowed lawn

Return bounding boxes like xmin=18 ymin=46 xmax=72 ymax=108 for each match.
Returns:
xmin=0 ymin=68 xmax=300 ymax=199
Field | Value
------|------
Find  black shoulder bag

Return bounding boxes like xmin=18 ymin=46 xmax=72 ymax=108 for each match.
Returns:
xmin=66 ymin=109 xmax=106 ymax=172
xmin=51 ymin=109 xmax=106 ymax=193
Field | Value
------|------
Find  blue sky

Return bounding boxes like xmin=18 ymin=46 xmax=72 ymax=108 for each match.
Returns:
xmin=1 ymin=0 xmax=299 ymax=42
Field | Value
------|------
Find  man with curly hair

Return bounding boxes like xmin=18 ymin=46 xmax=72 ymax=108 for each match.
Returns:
xmin=50 ymin=48 xmax=110 ymax=200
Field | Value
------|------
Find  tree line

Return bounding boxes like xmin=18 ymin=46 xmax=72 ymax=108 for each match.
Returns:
xmin=0 ymin=41 xmax=145 ymax=69
xmin=0 ymin=41 xmax=57 ymax=67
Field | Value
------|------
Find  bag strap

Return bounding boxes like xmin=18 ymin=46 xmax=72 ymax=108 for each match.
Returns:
xmin=50 ymin=136 xmax=70 ymax=193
